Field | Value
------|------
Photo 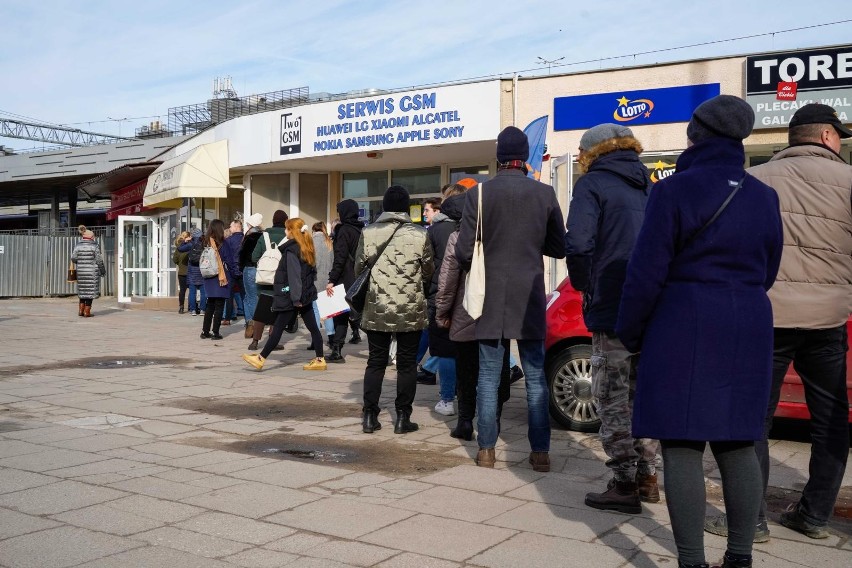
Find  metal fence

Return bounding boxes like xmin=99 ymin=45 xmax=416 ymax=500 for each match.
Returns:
xmin=0 ymin=227 xmax=115 ymax=297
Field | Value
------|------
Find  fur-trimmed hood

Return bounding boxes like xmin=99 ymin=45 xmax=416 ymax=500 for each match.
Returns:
xmin=578 ymin=136 xmax=649 ymax=189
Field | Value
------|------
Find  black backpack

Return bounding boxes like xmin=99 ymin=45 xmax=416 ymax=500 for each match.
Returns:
xmin=187 ymin=240 xmax=204 ymax=266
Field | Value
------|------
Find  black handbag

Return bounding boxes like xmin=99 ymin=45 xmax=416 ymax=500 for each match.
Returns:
xmin=345 ymin=223 xmax=404 ymax=313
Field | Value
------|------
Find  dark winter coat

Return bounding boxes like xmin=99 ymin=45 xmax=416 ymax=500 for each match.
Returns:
xmin=186 ymin=237 xmax=205 ymax=287
xmin=224 ymin=231 xmax=244 ymax=278
xmin=328 ymin=199 xmax=362 ymax=289
xmin=201 ymin=238 xmax=239 ymax=299
xmin=428 ymin=195 xmax=464 ymax=356
xmin=455 ymin=169 xmax=566 ymax=340
xmin=239 ymin=228 xmax=263 ymax=271
xmin=173 ymin=241 xmax=192 ymax=277
xmin=436 ymin=230 xmax=476 ymax=342
xmin=272 ymin=240 xmax=318 ymax=312
xmin=251 ymin=226 xmax=287 ymax=297
xmin=615 ymin=137 xmax=784 ymax=442
xmin=71 ymin=239 xmax=104 ymax=300
xmin=565 ymin=140 xmax=651 ymax=331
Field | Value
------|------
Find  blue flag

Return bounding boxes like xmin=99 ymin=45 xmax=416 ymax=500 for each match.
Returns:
xmin=523 ymin=116 xmax=548 ymax=180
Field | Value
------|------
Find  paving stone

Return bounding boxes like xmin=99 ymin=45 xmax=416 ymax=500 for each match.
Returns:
xmin=1 ymin=425 xmax=96 ymax=444
xmin=0 ymin=440 xmax=46 ymax=458
xmin=56 ymin=414 xmax=146 ymax=431
xmin=0 ymin=468 xmax=60 ymax=494
xmin=229 ymin=460 xmax=351 ymax=488
xmin=0 ymin=526 xmax=141 ymax=568
xmin=46 ymin=432 xmax=142 ymax=452
xmin=0 ymin=507 xmax=61 ymax=539
xmin=0 ymin=479 xmax=127 ymax=515
xmin=417 ymin=464 xmax=544 ymax=494
xmin=362 ymin=514 xmax=517 ymax=562
xmin=181 ymin=481 xmax=320 ymax=518
xmin=224 ymin=547 xmax=300 ymax=567
xmin=51 ymin=502 xmax=165 ymax=536
xmin=157 ymin=449 xmax=249 ymax=469
xmin=304 ymin=540 xmax=398 ymax=567
xmin=74 ymin=545 xmax=237 ymax=567
xmin=263 ymin=532 xmax=331 ymax=553
xmin=132 ymin=526 xmax=252 ymax=558
xmin=389 ymin=485 xmax=526 ymax=523
xmin=0 ymin=447 xmax=108 ymax=472
xmin=40 ymin=458 xmax=153 ymax=479
xmin=106 ymin=494 xmax=206 ymax=523
xmin=193 ymin=456 xmax=280 ymax=474
xmin=128 ymin=441 xmax=212 ymax=458
xmin=468 ymin=531 xmax=632 ymax=568
xmin=376 ymin=552 xmax=462 ymax=568
xmin=174 ymin=511 xmax=296 ymax=544
xmin=107 ymin=475 xmax=213 ymax=500
xmin=265 ymin=496 xmax=415 ymax=539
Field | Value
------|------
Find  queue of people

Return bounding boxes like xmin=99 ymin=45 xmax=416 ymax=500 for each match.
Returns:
xmin=150 ymin=100 xmax=849 ymax=568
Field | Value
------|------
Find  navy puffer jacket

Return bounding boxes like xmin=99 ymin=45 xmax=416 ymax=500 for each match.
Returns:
xmin=565 ymin=141 xmax=651 ymax=331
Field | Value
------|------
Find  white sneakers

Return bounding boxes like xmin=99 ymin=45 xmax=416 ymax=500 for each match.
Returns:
xmin=434 ymin=400 xmax=456 ymax=416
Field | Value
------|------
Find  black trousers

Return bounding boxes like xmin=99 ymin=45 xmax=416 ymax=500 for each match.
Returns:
xmin=332 ymin=313 xmax=350 ymax=343
xmin=177 ymin=275 xmax=188 ymax=307
xmin=455 ymin=339 xmax=511 ymax=421
xmin=261 ymin=306 xmax=323 ymax=359
xmin=756 ymin=324 xmax=849 ymax=525
xmin=363 ymin=330 xmax=420 ymax=415
xmin=202 ymin=297 xmax=226 ymax=334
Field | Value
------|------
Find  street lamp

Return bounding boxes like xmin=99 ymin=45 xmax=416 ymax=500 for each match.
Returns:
xmin=536 ymin=56 xmax=565 ymax=75
xmin=107 ymin=116 xmax=129 ymax=137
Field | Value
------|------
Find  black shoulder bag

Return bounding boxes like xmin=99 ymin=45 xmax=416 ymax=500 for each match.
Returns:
xmin=345 ymin=223 xmax=405 ymax=313
xmin=677 ymin=174 xmax=747 ymax=254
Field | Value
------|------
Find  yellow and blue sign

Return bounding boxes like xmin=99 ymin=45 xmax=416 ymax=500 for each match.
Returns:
xmin=554 ymin=84 xmax=720 ymax=131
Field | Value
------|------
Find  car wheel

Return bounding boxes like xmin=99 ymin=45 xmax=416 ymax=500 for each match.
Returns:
xmin=547 ymin=344 xmax=600 ymax=432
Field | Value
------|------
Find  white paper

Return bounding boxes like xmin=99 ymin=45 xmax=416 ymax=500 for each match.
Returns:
xmin=316 ymin=284 xmax=350 ymax=319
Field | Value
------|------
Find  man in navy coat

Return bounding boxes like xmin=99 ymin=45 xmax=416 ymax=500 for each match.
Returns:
xmin=455 ymin=126 xmax=566 ymax=470
xmin=565 ymin=123 xmax=658 ymax=514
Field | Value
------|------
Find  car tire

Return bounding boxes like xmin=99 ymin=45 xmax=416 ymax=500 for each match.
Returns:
xmin=546 ymin=343 xmax=601 ymax=432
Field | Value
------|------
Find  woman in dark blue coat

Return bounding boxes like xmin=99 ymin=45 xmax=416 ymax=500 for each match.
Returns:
xmin=616 ymin=96 xmax=783 ymax=568
xmin=200 ymin=219 xmax=238 ymax=340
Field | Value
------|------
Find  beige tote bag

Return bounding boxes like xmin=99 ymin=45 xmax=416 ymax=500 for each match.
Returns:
xmin=463 ymin=184 xmax=486 ymax=319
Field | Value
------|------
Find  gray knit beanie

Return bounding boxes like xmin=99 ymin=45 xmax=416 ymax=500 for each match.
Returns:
xmin=579 ymin=124 xmax=634 ymax=151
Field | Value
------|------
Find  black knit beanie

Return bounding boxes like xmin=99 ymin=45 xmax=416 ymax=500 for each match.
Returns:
xmin=687 ymin=95 xmax=755 ymax=143
xmin=496 ymin=126 xmax=529 ymax=162
xmin=382 ymin=185 xmax=410 ymax=213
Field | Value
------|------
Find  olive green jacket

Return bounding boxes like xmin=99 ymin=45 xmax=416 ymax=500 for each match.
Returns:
xmin=354 ymin=212 xmax=434 ymax=332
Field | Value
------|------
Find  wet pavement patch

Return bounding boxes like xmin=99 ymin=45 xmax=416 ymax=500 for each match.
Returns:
xmin=0 ymin=356 xmax=190 ymax=378
xmin=187 ymin=431 xmax=470 ymax=476
xmin=165 ymin=395 xmax=362 ymax=422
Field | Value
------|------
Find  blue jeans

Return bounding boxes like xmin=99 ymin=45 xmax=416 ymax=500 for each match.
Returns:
xmin=312 ymin=300 xmax=336 ymax=337
xmin=477 ymin=339 xmax=550 ymax=451
xmin=243 ymin=267 xmax=258 ymax=322
xmin=436 ymin=357 xmax=457 ymax=402
xmin=188 ymin=282 xmax=207 ymax=312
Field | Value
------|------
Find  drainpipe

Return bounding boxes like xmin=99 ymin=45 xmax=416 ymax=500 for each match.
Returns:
xmin=512 ymin=73 xmax=519 ymax=126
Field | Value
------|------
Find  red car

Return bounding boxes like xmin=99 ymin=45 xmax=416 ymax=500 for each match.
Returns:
xmin=544 ymin=277 xmax=852 ymax=432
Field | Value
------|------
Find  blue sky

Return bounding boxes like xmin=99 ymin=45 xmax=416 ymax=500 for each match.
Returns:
xmin=0 ymin=0 xmax=848 ymax=151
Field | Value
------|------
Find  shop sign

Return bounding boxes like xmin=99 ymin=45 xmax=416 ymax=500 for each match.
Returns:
xmin=647 ymin=160 xmax=677 ymax=183
xmin=110 ymin=180 xmax=147 ymax=209
xmin=553 ymin=84 xmax=720 ymax=131
xmin=745 ymin=45 xmax=852 ymax=129
xmin=271 ymin=81 xmax=500 ymax=160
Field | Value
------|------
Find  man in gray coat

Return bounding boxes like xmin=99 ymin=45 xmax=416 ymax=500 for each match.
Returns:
xmin=706 ymin=103 xmax=852 ymax=541
xmin=455 ymin=126 xmax=566 ymax=470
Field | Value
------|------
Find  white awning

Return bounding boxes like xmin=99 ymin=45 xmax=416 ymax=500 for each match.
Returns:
xmin=143 ymin=140 xmax=229 ymax=206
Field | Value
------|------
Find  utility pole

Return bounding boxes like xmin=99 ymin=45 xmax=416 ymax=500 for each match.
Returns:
xmin=537 ymin=56 xmax=565 ymax=75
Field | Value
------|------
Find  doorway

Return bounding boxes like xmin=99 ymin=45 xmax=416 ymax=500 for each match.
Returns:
xmin=117 ymin=211 xmax=179 ymax=303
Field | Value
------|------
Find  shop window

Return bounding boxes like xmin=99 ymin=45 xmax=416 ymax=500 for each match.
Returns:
xmin=391 ymin=167 xmax=440 ymax=196
xmin=251 ymin=174 xmax=290 ymax=223
xmin=343 ymin=171 xmax=387 ymax=199
xmin=450 ymin=165 xmax=490 ymax=185
xmin=219 ymin=187 xmax=245 ymax=224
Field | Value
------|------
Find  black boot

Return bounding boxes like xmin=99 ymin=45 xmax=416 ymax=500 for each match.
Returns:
xmin=349 ymin=329 xmax=361 ymax=344
xmin=326 ymin=341 xmax=346 ymax=364
xmin=585 ymin=479 xmax=642 ymax=514
xmin=362 ymin=408 xmax=382 ymax=433
xmin=450 ymin=418 xmax=473 ymax=441
xmin=719 ymin=553 xmax=752 ymax=568
xmin=677 ymin=563 xmax=709 ymax=568
xmin=394 ymin=410 xmax=419 ymax=434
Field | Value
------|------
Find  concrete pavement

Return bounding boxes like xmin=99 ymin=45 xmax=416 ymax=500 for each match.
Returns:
xmin=0 ymin=298 xmax=849 ymax=567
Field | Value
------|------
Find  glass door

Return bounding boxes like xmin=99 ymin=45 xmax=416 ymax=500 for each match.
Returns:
xmin=117 ymin=216 xmax=157 ymax=303
xmin=157 ymin=213 xmax=179 ymax=297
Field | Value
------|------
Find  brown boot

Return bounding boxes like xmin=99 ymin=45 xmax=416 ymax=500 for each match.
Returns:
xmin=585 ymin=479 xmax=641 ymax=514
xmin=83 ymin=305 xmax=93 ymax=318
xmin=244 ymin=321 xmax=253 ymax=339
xmin=529 ymin=451 xmax=551 ymax=472
xmin=475 ymin=448 xmax=496 ymax=468
xmin=636 ymin=472 xmax=660 ymax=503
xmin=78 ymin=301 xmax=85 ymax=317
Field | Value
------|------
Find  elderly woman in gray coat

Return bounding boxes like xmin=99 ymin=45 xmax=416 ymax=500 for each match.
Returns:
xmin=356 ymin=186 xmax=434 ymax=435
xmin=71 ymin=230 xmax=105 ymax=317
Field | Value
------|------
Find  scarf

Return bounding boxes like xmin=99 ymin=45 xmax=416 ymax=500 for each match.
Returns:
xmin=211 ymin=237 xmax=227 ymax=287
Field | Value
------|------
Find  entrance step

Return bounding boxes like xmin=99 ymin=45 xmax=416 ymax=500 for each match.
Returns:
xmin=119 ymin=296 xmax=180 ymax=311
